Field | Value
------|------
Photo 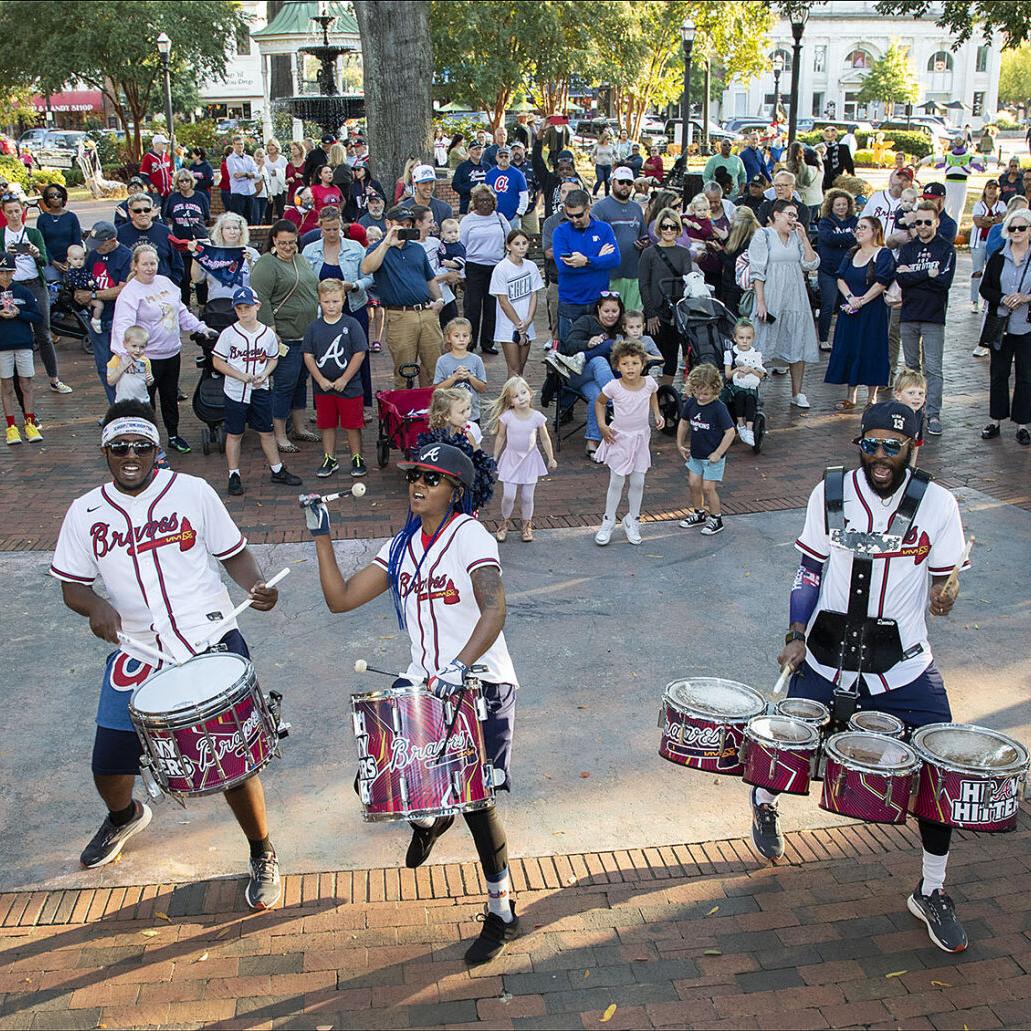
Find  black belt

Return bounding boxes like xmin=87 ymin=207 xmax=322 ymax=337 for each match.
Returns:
xmin=385 ymin=303 xmax=434 ymax=312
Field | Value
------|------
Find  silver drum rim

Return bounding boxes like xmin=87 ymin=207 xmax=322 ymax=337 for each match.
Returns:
xmin=744 ymin=715 xmax=820 ymax=751
xmin=824 ymin=731 xmax=921 ymax=776
xmin=663 ymin=677 xmax=765 ymax=724
xmin=910 ymin=722 xmax=1029 ymax=778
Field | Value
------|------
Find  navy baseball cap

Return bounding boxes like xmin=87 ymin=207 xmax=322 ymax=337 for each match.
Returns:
xmin=86 ymin=221 xmax=118 ymax=250
xmin=0 ymin=253 xmax=16 ymax=271
xmin=922 ymin=182 xmax=946 ymax=198
xmin=232 ymin=286 xmax=259 ymax=306
xmin=855 ymin=401 xmax=921 ymax=441
xmin=398 ymin=442 xmax=475 ymax=490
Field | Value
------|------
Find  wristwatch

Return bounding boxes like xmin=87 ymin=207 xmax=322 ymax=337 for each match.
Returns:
xmin=784 ymin=630 xmax=806 ymax=646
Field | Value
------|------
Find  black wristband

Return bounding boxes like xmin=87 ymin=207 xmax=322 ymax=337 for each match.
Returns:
xmin=785 ymin=629 xmax=806 ymax=646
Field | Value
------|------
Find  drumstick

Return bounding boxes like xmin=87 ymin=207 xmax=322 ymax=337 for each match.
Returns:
xmin=117 ymin=632 xmax=180 ymax=667
xmin=940 ymin=535 xmax=974 ymax=599
xmin=298 ymin=484 xmax=367 ymax=506
xmin=354 ymin=659 xmax=406 ymax=679
xmin=191 ymin=567 xmax=291 ymax=651
xmin=768 ymin=664 xmax=793 ymax=713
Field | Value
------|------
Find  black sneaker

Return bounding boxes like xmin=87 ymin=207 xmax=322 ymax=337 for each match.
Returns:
xmin=317 ymin=454 xmax=339 ymax=478
xmin=80 ymin=801 xmax=152 ymax=869
xmin=1018 ymin=428 xmax=1031 ymax=447
xmin=270 ymin=466 xmax=302 ymax=486
xmin=228 ymin=472 xmax=244 ymax=496
xmin=246 ymin=851 xmax=281 ymax=910
xmin=167 ymin=435 xmax=192 ymax=454
xmin=700 ymin=515 xmax=724 ymax=536
xmin=351 ymin=454 xmax=368 ymax=477
xmin=465 ymin=906 xmax=520 ymax=965
xmin=750 ymin=787 xmax=784 ymax=860
xmin=405 ymin=815 xmax=454 ymax=868
xmin=981 ymin=423 xmax=1001 ymax=440
xmin=481 ymin=346 xmax=500 ymax=356
xmin=908 ymin=883 xmax=968 ymax=953
xmin=678 ymin=510 xmax=707 ymax=529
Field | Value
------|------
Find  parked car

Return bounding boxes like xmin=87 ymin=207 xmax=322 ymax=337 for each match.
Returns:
xmin=663 ymin=119 xmax=735 ymax=149
xmin=571 ymin=117 xmax=623 ymax=147
xmin=32 ymin=131 xmax=88 ymax=169
xmin=875 ymin=119 xmax=951 ymax=154
xmin=808 ymin=119 xmax=875 ymax=136
xmin=17 ymin=128 xmax=48 ymax=156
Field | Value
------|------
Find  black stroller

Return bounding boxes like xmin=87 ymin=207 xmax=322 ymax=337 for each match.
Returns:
xmin=190 ymin=298 xmax=236 ymax=455
xmin=674 ymin=294 xmax=767 ymax=454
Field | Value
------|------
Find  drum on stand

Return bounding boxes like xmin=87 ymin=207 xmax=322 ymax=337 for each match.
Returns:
xmin=129 ymin=652 xmax=283 ymax=803
xmin=848 ymin=710 xmax=906 ymax=739
xmin=775 ymin=697 xmax=831 ymax=778
xmin=658 ymin=678 xmax=765 ymax=775
xmin=909 ymin=723 xmax=1028 ymax=833
xmin=741 ymin=715 xmax=820 ymax=796
xmin=820 ymin=732 xmax=921 ymax=825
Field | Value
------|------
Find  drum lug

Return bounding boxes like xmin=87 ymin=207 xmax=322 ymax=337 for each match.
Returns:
xmin=139 ymin=758 xmax=164 ymax=802
xmin=392 ymin=705 xmax=403 ymax=735
xmin=443 ymin=699 xmax=455 ymax=724
xmin=475 ymin=695 xmax=487 ymax=722
xmin=398 ymin=774 xmax=409 ymax=808
xmin=268 ymin=691 xmax=289 ymax=739
xmin=484 ymin=763 xmax=495 ymax=792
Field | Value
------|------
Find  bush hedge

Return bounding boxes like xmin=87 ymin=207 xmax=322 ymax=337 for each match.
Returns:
xmin=798 ymin=128 xmax=932 ymax=159
xmin=0 ymin=156 xmax=71 ymax=192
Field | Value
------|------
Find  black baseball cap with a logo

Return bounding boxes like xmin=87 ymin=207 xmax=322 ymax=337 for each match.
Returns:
xmin=855 ymin=401 xmax=921 ymax=441
xmin=398 ymin=442 xmax=474 ymax=489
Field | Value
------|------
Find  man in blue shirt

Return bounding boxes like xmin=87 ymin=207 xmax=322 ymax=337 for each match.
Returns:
xmin=361 ymin=206 xmax=445 ymax=386
xmin=550 ymin=190 xmax=620 ymax=342
xmin=739 ymin=132 xmax=772 ymax=186
xmin=115 ymin=195 xmax=183 ymax=284
xmin=452 ymin=142 xmax=488 ymax=215
xmin=484 ymin=147 xmax=528 ymax=225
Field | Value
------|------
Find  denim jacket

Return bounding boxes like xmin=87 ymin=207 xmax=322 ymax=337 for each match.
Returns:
xmin=302 ymin=237 xmax=373 ymax=312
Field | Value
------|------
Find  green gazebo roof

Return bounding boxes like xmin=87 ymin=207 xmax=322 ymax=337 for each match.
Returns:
xmin=253 ymin=1 xmax=358 ymax=38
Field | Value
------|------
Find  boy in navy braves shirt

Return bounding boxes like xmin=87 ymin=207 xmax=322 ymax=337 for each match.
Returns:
xmin=212 ymin=286 xmax=302 ymax=496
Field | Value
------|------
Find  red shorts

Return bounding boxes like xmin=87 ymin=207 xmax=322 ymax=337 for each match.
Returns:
xmin=315 ymin=392 xmax=364 ymax=430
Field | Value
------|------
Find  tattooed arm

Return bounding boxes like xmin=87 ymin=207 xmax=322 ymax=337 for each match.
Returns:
xmin=455 ymin=566 xmax=507 ymax=667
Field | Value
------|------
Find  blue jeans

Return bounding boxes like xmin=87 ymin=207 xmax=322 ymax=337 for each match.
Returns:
xmin=565 ymin=355 xmax=615 ymax=442
xmin=88 ymin=320 xmax=116 ymax=404
xmin=817 ymin=270 xmax=841 ymax=344
xmin=593 ymin=164 xmax=611 ymax=196
xmin=557 ymin=301 xmax=594 ymax=348
xmin=272 ymin=338 xmax=308 ymax=420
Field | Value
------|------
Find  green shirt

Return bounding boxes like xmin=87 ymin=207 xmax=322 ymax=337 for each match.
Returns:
xmin=250 ymin=252 xmax=320 ymax=341
xmin=702 ymin=153 xmax=747 ymax=193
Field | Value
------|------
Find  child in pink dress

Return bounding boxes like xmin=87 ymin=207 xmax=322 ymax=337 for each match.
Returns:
xmin=594 ymin=340 xmax=664 ymax=546
xmin=486 ymin=376 xmax=557 ymax=542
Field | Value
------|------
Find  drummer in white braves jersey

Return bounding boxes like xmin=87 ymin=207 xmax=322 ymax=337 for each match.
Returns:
xmin=306 ymin=440 xmax=521 ymax=965
xmin=751 ymin=401 xmax=972 ymax=953
xmin=49 ymin=400 xmax=285 ymax=909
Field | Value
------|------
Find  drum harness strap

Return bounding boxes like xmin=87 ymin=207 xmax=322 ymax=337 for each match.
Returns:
xmin=812 ymin=465 xmax=931 ymax=729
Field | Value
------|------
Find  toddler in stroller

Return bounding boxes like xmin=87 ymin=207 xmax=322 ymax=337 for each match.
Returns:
xmin=191 ymin=297 xmax=237 ymax=454
xmin=722 ymin=317 xmax=767 ymax=452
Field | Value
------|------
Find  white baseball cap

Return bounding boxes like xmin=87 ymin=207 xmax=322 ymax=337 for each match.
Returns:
xmin=612 ymin=166 xmax=635 ymax=182
xmin=412 ymin=164 xmax=436 ymax=183
xmin=151 ymin=134 xmax=169 ymax=145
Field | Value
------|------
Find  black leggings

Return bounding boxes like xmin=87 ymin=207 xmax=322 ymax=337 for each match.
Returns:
xmin=654 ymin=319 xmax=681 ymax=378
xmin=463 ymin=262 xmax=497 ymax=351
xmin=147 ymin=353 xmax=181 ymax=438
xmin=989 ymin=331 xmax=1031 ymax=424
xmin=918 ymin=818 xmax=952 ymax=857
xmin=729 ymin=389 xmax=758 ymax=423
xmin=463 ymin=805 xmax=508 ymax=878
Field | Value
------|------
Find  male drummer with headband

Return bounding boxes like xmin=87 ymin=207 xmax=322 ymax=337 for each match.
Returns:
xmin=49 ymin=400 xmax=284 ymax=910
xmin=305 ymin=441 xmax=521 ymax=965
xmin=753 ymin=400 xmax=971 ymax=953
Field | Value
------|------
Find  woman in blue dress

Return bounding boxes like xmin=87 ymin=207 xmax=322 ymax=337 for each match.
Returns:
xmin=825 ymin=215 xmax=896 ymax=410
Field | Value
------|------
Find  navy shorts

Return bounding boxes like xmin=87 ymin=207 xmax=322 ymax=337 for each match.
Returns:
xmin=223 ymin=390 xmax=273 ymax=436
xmin=789 ymin=661 xmax=952 ymax=730
xmin=92 ymin=632 xmax=250 ymax=776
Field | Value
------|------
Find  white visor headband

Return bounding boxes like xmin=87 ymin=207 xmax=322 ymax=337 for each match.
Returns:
xmin=101 ymin=417 xmax=160 ymax=447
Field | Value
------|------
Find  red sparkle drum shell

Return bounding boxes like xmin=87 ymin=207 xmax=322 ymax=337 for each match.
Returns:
xmin=848 ymin=710 xmax=907 ymax=739
xmin=909 ymin=723 xmax=1029 ymax=833
xmin=658 ymin=678 xmax=766 ymax=775
xmin=741 ymin=716 xmax=820 ymax=796
xmin=129 ymin=652 xmax=280 ymax=798
xmin=820 ymin=732 xmax=921 ymax=825
xmin=352 ymin=683 xmax=494 ymax=822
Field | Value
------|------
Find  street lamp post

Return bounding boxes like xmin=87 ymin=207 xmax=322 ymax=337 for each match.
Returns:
xmin=772 ymin=52 xmax=784 ymax=127
xmin=788 ymin=13 xmax=807 ymax=142
xmin=156 ymin=32 xmax=175 ymax=154
xmin=680 ymin=18 xmax=695 ymax=208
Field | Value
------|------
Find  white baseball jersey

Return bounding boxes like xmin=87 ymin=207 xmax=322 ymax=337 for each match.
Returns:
xmin=864 ymin=190 xmax=902 ymax=239
xmin=212 ymin=323 xmax=278 ymax=403
xmin=374 ymin=514 xmax=518 ymax=686
xmin=796 ymin=468 xmax=969 ymax=693
xmin=50 ymin=469 xmax=247 ymax=664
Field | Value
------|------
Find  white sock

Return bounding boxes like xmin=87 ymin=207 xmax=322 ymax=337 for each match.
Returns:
xmin=270 ymin=462 xmax=283 ymax=474
xmin=486 ymin=867 xmax=513 ymax=922
xmin=604 ymin=471 xmax=625 ymax=521
xmin=921 ymin=850 xmax=948 ymax=895
xmin=627 ymin=471 xmax=645 ymax=520
xmin=410 ymin=817 xmax=434 ymax=829
xmin=229 ymin=468 xmax=240 ymax=477
xmin=755 ymin=787 xmax=779 ymax=807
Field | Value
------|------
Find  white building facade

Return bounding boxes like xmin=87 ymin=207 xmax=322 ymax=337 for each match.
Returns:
xmin=722 ymin=1 xmax=1001 ymax=128
xmin=197 ymin=0 xmax=268 ymax=121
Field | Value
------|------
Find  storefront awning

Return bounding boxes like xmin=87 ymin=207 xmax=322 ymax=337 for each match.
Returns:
xmin=32 ymin=90 xmax=104 ymax=113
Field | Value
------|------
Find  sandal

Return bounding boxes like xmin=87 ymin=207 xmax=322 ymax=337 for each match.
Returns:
xmin=835 ymin=399 xmax=856 ymax=411
xmin=292 ymin=429 xmax=321 ymax=443
xmin=521 ymin=522 xmax=534 ymax=543
xmin=496 ymin=525 xmax=508 ymax=542
xmin=370 ymin=340 xmax=382 ymax=353
xmin=277 ymin=440 xmax=300 ymax=454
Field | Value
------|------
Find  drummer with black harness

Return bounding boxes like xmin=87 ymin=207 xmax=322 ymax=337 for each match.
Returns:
xmin=752 ymin=400 xmax=972 ymax=953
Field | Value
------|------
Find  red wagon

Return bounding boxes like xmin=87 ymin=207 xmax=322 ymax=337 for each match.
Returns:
xmin=375 ymin=363 xmax=433 ymax=468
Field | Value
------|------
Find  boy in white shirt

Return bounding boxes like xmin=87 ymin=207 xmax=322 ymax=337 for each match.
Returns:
xmin=212 ymin=286 xmax=302 ymax=496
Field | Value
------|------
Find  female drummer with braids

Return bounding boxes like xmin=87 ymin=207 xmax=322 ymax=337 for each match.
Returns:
xmin=304 ymin=439 xmax=520 ymax=964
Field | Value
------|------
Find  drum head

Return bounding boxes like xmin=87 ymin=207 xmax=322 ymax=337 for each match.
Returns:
xmin=665 ymin=678 xmax=765 ymax=721
xmin=747 ymin=716 xmax=819 ymax=747
xmin=826 ymin=731 xmax=917 ymax=772
xmin=850 ymin=711 xmax=906 ymax=736
xmin=776 ymin=698 xmax=829 ymax=723
xmin=132 ymin=653 xmax=250 ymax=713
xmin=911 ymin=724 xmax=1028 ymax=774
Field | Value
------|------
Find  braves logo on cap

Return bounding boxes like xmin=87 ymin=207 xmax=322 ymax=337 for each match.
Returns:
xmin=422 ymin=446 xmax=441 ymax=462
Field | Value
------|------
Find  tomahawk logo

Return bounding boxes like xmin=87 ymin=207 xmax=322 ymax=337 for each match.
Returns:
xmin=421 ymin=446 xmax=442 ymax=462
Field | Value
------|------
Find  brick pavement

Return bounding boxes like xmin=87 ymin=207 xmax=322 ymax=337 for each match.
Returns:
xmin=1 ymin=255 xmax=1028 ymax=550
xmin=1 ymin=805 xmax=1028 ymax=1030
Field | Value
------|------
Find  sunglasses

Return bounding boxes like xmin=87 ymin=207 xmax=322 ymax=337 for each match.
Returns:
xmin=599 ymin=290 xmax=621 ymax=299
xmin=106 ymin=441 xmax=157 ymax=457
xmin=659 ymin=222 xmax=678 ymax=231
xmin=566 ymin=209 xmax=589 ymax=219
xmin=858 ymin=437 xmax=906 ymax=457
xmin=405 ymin=468 xmax=451 ymax=487
xmin=1010 ymin=224 xmax=1030 ymax=233
xmin=913 ymin=219 xmax=935 ymax=226
xmin=130 ymin=208 xmax=152 ymax=215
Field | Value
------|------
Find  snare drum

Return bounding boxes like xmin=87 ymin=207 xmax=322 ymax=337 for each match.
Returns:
xmin=910 ymin=723 xmax=1029 ymax=833
xmin=129 ymin=653 xmax=282 ymax=800
xmin=658 ymin=678 xmax=765 ymax=775
xmin=352 ymin=683 xmax=494 ymax=822
xmin=741 ymin=716 xmax=820 ymax=796
xmin=848 ymin=710 xmax=906 ymax=739
xmin=821 ymin=732 xmax=920 ymax=824
xmin=775 ymin=697 xmax=832 ymax=778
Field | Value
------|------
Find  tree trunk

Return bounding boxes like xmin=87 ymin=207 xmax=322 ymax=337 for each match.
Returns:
xmin=353 ymin=0 xmax=434 ymax=192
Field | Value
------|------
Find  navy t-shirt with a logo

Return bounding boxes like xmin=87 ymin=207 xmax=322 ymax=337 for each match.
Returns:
xmin=680 ymin=396 xmax=734 ymax=459
xmin=302 ymin=314 xmax=368 ymax=398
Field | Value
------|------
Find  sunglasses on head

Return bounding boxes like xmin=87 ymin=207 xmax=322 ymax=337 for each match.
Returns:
xmin=106 ymin=441 xmax=157 ymax=457
xmin=858 ymin=437 xmax=906 ymax=457
xmin=405 ymin=468 xmax=452 ymax=487
xmin=599 ymin=290 xmax=621 ymax=299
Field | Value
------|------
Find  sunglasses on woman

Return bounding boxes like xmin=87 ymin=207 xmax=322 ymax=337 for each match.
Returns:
xmin=405 ymin=468 xmax=450 ymax=487
xmin=858 ymin=437 xmax=906 ymax=457
xmin=659 ymin=222 xmax=678 ymax=232
xmin=599 ymin=290 xmax=621 ymax=299
xmin=105 ymin=441 xmax=157 ymax=457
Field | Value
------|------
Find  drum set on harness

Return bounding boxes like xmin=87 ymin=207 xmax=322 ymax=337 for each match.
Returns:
xmin=658 ymin=676 xmax=1029 ymax=834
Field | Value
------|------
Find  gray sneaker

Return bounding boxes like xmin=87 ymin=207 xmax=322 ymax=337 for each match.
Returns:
xmin=246 ymin=851 xmax=281 ymax=910
xmin=926 ymin=417 xmax=943 ymax=435
xmin=544 ymin=352 xmax=572 ymax=379
xmin=750 ymin=787 xmax=784 ymax=860
xmin=908 ymin=883 xmax=967 ymax=952
xmin=80 ymin=800 xmax=152 ymax=868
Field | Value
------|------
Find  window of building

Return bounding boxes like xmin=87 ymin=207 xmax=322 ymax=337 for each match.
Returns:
xmin=976 ymin=46 xmax=989 ymax=73
xmin=236 ymin=26 xmax=251 ymax=56
xmin=845 ymin=49 xmax=873 ymax=70
xmin=813 ymin=46 xmax=826 ymax=74
xmin=927 ymin=50 xmax=953 ymax=72
xmin=811 ymin=91 xmax=825 ymax=117
xmin=973 ymin=91 xmax=985 ymax=117
xmin=769 ymin=48 xmax=793 ymax=73
xmin=734 ymin=92 xmax=749 ymax=116
xmin=843 ymin=92 xmax=869 ymax=120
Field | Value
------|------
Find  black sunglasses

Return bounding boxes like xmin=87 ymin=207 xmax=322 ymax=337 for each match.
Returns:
xmin=659 ymin=222 xmax=678 ymax=231
xmin=858 ymin=437 xmax=906 ymax=457
xmin=913 ymin=218 xmax=935 ymax=226
xmin=106 ymin=441 xmax=157 ymax=457
xmin=130 ymin=207 xmax=152 ymax=215
xmin=1010 ymin=224 xmax=1030 ymax=233
xmin=566 ymin=209 xmax=589 ymax=219
xmin=405 ymin=468 xmax=451 ymax=487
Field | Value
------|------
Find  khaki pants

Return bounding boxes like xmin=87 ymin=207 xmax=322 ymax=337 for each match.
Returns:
xmin=385 ymin=308 xmax=444 ymax=387
xmin=888 ymin=306 xmax=901 ymax=381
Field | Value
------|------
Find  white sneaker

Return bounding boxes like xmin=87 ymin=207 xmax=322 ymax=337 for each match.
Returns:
xmin=971 ymin=345 xmax=989 ymax=358
xmin=554 ymin=351 xmax=585 ymax=375
xmin=622 ymin=514 xmax=642 ymax=545
xmin=594 ymin=516 xmax=616 ymax=546
xmin=735 ymin=425 xmax=745 ymax=438
xmin=791 ymin=393 xmax=810 ymax=409
xmin=741 ymin=427 xmax=755 ymax=446
xmin=971 ymin=302 xmax=980 ymax=314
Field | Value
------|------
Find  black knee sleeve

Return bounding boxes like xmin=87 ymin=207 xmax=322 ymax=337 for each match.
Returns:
xmin=918 ymin=818 xmax=952 ymax=856
xmin=463 ymin=806 xmax=508 ymax=878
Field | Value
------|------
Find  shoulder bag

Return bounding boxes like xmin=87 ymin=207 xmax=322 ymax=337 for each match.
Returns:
xmin=981 ymin=251 xmax=1031 ymax=348
xmin=653 ymin=245 xmax=682 ymax=323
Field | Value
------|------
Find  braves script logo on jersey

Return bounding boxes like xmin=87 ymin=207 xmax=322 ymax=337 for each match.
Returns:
xmin=91 ymin=514 xmax=197 ymax=559
xmin=225 ymin=343 xmax=271 ymax=363
xmin=399 ymin=570 xmax=461 ymax=605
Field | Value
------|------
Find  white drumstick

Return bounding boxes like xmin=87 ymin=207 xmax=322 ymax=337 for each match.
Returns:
xmin=941 ymin=535 xmax=974 ymax=599
xmin=354 ymin=659 xmax=404 ymax=678
xmin=768 ymin=664 xmax=793 ymax=712
xmin=117 ymin=632 xmax=179 ymax=667
xmin=298 ymin=484 xmax=366 ymax=507
xmin=192 ymin=567 xmax=291 ymax=651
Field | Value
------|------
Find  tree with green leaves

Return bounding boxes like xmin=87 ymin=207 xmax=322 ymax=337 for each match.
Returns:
xmin=999 ymin=44 xmax=1031 ymax=110
xmin=0 ymin=0 xmax=247 ymax=159
xmin=874 ymin=1 xmax=1031 ymax=50
xmin=856 ymin=40 xmax=920 ymax=115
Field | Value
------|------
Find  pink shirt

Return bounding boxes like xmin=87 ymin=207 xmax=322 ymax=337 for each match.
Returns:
xmin=111 ymin=275 xmax=207 ymax=359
